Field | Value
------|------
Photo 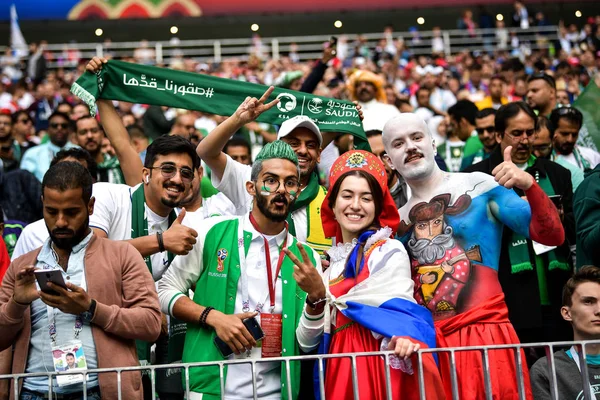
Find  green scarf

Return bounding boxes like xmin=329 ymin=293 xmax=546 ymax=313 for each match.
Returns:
xmin=71 ymin=60 xmax=369 ymax=149
xmin=97 ymin=153 xmax=125 ymax=184
xmin=131 ymin=185 xmax=178 ymax=365
xmin=508 ymin=156 xmax=570 ymax=275
xmin=286 ymin=171 xmax=320 ymax=236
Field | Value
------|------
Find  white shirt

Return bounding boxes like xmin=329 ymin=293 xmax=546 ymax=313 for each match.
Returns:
xmin=11 ymin=218 xmax=48 ymax=261
xmin=554 ymin=146 xmax=600 ymax=171
xmin=89 ymin=182 xmax=235 ymax=281
xmin=359 ymin=99 xmax=402 ymax=132
xmin=211 ymin=155 xmax=309 ymax=243
xmin=158 ymin=214 xmax=321 ymax=399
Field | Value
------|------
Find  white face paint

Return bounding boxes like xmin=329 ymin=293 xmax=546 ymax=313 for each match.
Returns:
xmin=382 ymin=114 xmax=437 ymax=182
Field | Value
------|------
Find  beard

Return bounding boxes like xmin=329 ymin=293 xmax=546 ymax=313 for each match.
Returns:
xmin=48 ymin=217 xmax=91 ymax=250
xmin=255 ymin=192 xmax=294 ymax=223
xmin=407 ymin=225 xmax=456 ymax=265
xmin=555 ymin=142 xmax=575 ymax=156
xmin=160 ymin=182 xmax=187 ymax=208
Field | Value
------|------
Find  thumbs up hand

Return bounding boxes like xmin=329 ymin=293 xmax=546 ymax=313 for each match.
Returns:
xmin=491 ymin=146 xmax=534 ymax=190
xmin=162 ymin=208 xmax=199 ymax=255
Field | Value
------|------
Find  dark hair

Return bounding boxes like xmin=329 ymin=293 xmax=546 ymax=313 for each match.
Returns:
xmin=48 ymin=111 xmax=72 ymax=126
xmin=51 ymin=148 xmax=98 ymax=181
xmin=416 ymin=86 xmax=431 ymax=97
xmin=11 ymin=110 xmax=32 ymax=125
xmin=75 ymin=115 xmax=98 ymax=127
xmin=476 ymin=108 xmax=497 ymax=120
xmin=365 ymin=129 xmax=383 ymax=138
xmin=223 ymin=136 xmax=251 ymax=156
xmin=469 ymin=63 xmax=483 ymax=72
xmin=448 ymin=99 xmax=478 ymax=126
xmin=549 ymin=107 xmax=583 ymax=133
xmin=143 ymin=135 xmax=200 ymax=170
xmin=495 ymin=101 xmax=537 ymax=137
xmin=535 ymin=116 xmax=555 ymax=136
xmin=56 ymin=101 xmax=73 ymax=112
xmin=562 ymin=266 xmax=600 ymax=307
xmin=127 ymin=125 xmax=147 ymax=140
xmin=327 ymin=170 xmax=384 ymax=230
xmin=42 ymin=162 xmax=93 ymax=203
xmin=527 ymin=72 xmax=556 ymax=90
xmin=66 ymin=353 xmax=75 ymax=358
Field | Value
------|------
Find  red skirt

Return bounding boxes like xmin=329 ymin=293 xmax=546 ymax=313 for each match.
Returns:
xmin=324 ymin=312 xmax=446 ymax=400
xmin=435 ymin=294 xmax=533 ymax=400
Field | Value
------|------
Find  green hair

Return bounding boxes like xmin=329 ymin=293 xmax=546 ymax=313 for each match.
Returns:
xmin=251 ymin=140 xmax=299 ymax=181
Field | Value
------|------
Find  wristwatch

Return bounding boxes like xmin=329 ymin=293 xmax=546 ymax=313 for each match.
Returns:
xmin=305 ymin=295 xmax=327 ymax=310
xmin=82 ymin=299 xmax=97 ymax=323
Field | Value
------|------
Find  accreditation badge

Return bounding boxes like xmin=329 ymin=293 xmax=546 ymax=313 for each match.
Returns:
xmin=260 ymin=313 xmax=282 ymax=358
xmin=51 ymin=340 xmax=89 ymax=387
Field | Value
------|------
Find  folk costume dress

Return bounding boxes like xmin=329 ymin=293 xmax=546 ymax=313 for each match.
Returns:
xmin=296 ymin=151 xmax=445 ymax=400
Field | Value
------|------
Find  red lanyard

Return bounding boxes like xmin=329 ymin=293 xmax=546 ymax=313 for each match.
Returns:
xmin=249 ymin=214 xmax=288 ymax=310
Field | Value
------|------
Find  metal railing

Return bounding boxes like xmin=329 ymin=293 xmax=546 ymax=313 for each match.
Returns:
xmin=1 ymin=339 xmax=598 ymax=400
xmin=0 ymin=26 xmax=559 ymax=70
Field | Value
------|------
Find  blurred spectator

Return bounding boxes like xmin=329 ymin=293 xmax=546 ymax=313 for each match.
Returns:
xmin=431 ymin=27 xmax=445 ymax=54
xmin=28 ymin=81 xmax=59 ymax=132
xmin=0 ymin=165 xmax=42 ymax=224
xmin=513 ymin=0 xmax=530 ymax=29
xmin=556 ymin=89 xmax=571 ymax=106
xmin=143 ymin=105 xmax=174 ymax=140
xmin=476 ymin=75 xmax=509 ymax=110
xmin=223 ymin=136 xmax=252 ymax=166
xmin=134 ymin=40 xmax=156 ymax=65
xmin=20 ymin=111 xmax=77 ymax=181
xmin=71 ymin=103 xmax=90 ymax=121
xmin=26 ymin=42 xmax=47 ymax=85
xmin=458 ymin=9 xmax=477 ymax=36
xmin=460 ymin=108 xmax=498 ymax=169
xmin=527 ymin=73 xmax=557 ymax=117
xmin=347 ymin=70 xmax=401 ymax=131
xmin=170 ymin=112 xmax=202 ymax=147
xmin=549 ymin=107 xmax=600 ymax=172
xmin=413 ymin=87 xmax=435 ymax=122
xmin=448 ymin=99 xmax=480 ymax=158
xmin=0 ymin=113 xmax=18 ymax=172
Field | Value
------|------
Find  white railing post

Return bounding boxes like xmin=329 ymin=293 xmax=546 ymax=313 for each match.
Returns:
xmin=155 ymin=43 xmax=163 ymax=64
xmin=443 ymin=31 xmax=451 ymax=55
xmin=272 ymin=39 xmax=280 ymax=61
xmin=95 ymin=44 xmax=103 ymax=58
xmin=214 ymin=40 xmax=222 ymax=63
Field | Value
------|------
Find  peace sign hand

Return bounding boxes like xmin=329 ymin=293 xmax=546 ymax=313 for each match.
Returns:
xmin=491 ymin=146 xmax=534 ymax=190
xmin=234 ymin=86 xmax=280 ymax=125
xmin=284 ymin=242 xmax=326 ymax=303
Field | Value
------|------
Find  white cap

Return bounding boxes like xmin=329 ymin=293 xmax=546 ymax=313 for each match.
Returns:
xmin=277 ymin=115 xmax=323 ymax=147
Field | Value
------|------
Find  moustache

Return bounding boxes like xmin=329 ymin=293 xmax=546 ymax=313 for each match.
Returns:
xmin=52 ymin=229 xmax=74 ymax=236
xmin=271 ymin=194 xmax=289 ymax=205
xmin=404 ymin=151 xmax=424 ymax=163
xmin=164 ymin=183 xmax=185 ymax=192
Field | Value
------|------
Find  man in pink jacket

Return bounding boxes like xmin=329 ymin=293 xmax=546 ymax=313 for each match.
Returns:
xmin=0 ymin=161 xmax=161 ymax=399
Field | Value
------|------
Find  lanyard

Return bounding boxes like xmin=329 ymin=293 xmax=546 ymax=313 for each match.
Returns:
xmin=43 ymin=248 xmax=87 ymax=346
xmin=239 ymin=215 xmax=288 ymax=313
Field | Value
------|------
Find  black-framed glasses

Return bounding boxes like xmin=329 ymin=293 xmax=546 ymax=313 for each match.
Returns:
xmin=257 ymin=177 xmax=300 ymax=195
xmin=148 ymin=165 xmax=194 ymax=183
xmin=17 ymin=118 xmax=31 ymax=124
xmin=476 ymin=126 xmax=495 ymax=135
xmin=532 ymin=144 xmax=552 ymax=152
xmin=50 ymin=122 xmax=69 ymax=129
xmin=505 ymin=129 xmax=536 ymax=139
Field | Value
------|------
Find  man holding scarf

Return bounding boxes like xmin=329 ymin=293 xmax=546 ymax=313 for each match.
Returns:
xmin=197 ymin=87 xmax=332 ymax=255
xmin=465 ymin=101 xmax=575 ymax=348
xmin=157 ymin=139 xmax=322 ymax=399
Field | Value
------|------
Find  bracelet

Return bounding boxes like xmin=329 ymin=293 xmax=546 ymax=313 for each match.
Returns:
xmin=157 ymin=232 xmax=165 ymax=253
xmin=306 ymin=296 xmax=327 ymax=310
xmin=199 ymin=306 xmax=214 ymax=328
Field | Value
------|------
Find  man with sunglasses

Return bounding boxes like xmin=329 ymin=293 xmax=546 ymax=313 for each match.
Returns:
xmin=549 ymin=107 xmax=600 ymax=172
xmin=460 ymin=108 xmax=498 ymax=170
xmin=465 ymin=101 xmax=575 ymax=349
xmin=20 ymin=111 xmax=77 ymax=181
xmin=11 ymin=111 xmax=38 ymax=159
xmin=158 ymin=140 xmax=321 ymax=399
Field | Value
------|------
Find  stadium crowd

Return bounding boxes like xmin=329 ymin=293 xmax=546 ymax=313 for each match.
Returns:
xmin=0 ymin=6 xmax=600 ymax=400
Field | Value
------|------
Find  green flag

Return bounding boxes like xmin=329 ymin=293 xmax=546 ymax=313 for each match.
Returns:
xmin=574 ymin=80 xmax=600 ymax=152
xmin=71 ymin=60 xmax=370 ymax=150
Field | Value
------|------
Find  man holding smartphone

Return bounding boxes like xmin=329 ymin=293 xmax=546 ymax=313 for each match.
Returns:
xmin=0 ymin=162 xmax=161 ymax=399
xmin=464 ymin=102 xmax=575 ymax=349
xmin=158 ymin=135 xmax=322 ymax=399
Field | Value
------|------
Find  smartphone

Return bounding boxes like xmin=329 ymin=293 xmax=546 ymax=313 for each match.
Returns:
xmin=34 ymin=269 xmax=68 ymax=294
xmin=548 ymin=195 xmax=562 ymax=207
xmin=214 ymin=316 xmax=266 ymax=358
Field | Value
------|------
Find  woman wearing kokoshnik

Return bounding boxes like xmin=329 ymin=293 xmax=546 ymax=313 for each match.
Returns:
xmin=289 ymin=150 xmax=445 ymax=400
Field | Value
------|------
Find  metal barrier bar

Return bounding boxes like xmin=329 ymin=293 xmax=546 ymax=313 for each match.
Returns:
xmin=3 ymin=340 xmax=600 ymax=399
xmin=449 ymin=349 xmax=459 ymax=400
xmin=481 ymin=348 xmax=493 ymax=400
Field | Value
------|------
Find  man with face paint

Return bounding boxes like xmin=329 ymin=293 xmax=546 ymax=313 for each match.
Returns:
xmin=198 ymin=87 xmax=332 ymax=256
xmin=382 ymin=113 xmax=565 ymax=400
xmin=158 ymin=140 xmax=321 ymax=399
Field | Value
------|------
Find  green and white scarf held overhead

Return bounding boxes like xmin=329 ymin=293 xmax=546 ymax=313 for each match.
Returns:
xmin=71 ymin=60 xmax=369 ymax=149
